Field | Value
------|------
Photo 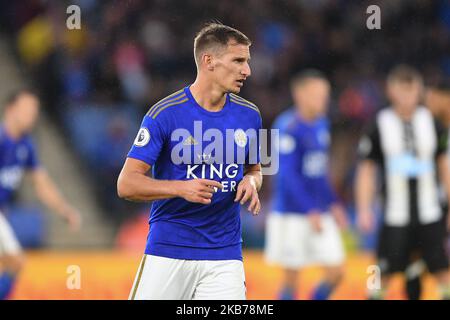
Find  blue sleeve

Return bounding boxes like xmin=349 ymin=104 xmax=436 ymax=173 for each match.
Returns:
xmin=26 ymin=139 xmax=40 ymax=170
xmin=127 ymin=114 xmax=167 ymax=166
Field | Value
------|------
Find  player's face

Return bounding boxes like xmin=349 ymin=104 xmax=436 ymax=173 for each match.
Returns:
xmin=388 ymin=81 xmax=422 ymax=115
xmin=212 ymin=42 xmax=251 ymax=94
xmin=293 ymin=79 xmax=330 ymax=118
xmin=12 ymin=94 xmax=40 ymax=133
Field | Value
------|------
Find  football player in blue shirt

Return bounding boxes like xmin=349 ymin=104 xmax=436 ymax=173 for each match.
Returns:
xmin=265 ymin=70 xmax=347 ymax=300
xmin=0 ymin=89 xmax=81 ymax=299
xmin=118 ymin=23 xmax=263 ymax=300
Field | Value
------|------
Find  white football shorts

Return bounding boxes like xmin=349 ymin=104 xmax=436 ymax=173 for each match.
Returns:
xmin=129 ymin=254 xmax=246 ymax=300
xmin=264 ymin=212 xmax=345 ymax=269
xmin=0 ymin=212 xmax=22 ymax=256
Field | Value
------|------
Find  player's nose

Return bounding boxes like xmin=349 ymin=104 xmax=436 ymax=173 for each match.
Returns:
xmin=242 ymin=63 xmax=251 ymax=77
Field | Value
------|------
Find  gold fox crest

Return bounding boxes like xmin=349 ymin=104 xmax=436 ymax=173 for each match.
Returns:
xmin=183 ymin=135 xmax=199 ymax=146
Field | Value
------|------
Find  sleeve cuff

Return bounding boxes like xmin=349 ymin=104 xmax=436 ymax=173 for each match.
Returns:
xmin=127 ymin=152 xmax=155 ymax=166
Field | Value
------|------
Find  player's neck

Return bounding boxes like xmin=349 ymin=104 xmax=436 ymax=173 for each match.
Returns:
xmin=190 ymin=79 xmax=227 ymax=112
xmin=393 ymin=105 xmax=415 ymax=121
xmin=2 ymin=120 xmax=23 ymax=140
xmin=297 ymin=108 xmax=318 ymax=123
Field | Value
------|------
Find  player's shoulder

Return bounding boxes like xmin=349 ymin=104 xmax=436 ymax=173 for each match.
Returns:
xmin=228 ymin=93 xmax=261 ymax=117
xmin=378 ymin=105 xmax=433 ymax=121
xmin=378 ymin=106 xmax=393 ymax=116
xmin=145 ymin=88 xmax=188 ymax=120
xmin=362 ymin=107 xmax=391 ymax=138
xmin=416 ymin=105 xmax=444 ymax=133
xmin=371 ymin=106 xmax=393 ymax=127
xmin=316 ymin=116 xmax=330 ymax=130
xmin=272 ymin=108 xmax=296 ymax=130
xmin=415 ymin=105 xmax=433 ymax=119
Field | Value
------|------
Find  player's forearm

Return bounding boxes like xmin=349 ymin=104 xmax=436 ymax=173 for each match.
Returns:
xmin=33 ymin=170 xmax=73 ymax=217
xmin=438 ymin=155 xmax=450 ymax=201
xmin=117 ymin=171 xmax=183 ymax=202
xmin=243 ymin=169 xmax=263 ymax=191
xmin=355 ymin=161 xmax=375 ymax=213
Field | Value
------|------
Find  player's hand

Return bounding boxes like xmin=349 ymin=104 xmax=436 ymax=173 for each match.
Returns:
xmin=234 ymin=175 xmax=260 ymax=215
xmin=62 ymin=207 xmax=82 ymax=232
xmin=180 ymin=179 xmax=223 ymax=205
xmin=331 ymin=204 xmax=348 ymax=230
xmin=357 ymin=209 xmax=374 ymax=234
xmin=307 ymin=211 xmax=323 ymax=233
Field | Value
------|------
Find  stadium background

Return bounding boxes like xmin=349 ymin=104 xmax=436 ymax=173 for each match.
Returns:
xmin=0 ymin=0 xmax=449 ymax=299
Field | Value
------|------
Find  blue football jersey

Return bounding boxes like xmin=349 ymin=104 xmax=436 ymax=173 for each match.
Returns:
xmin=0 ymin=126 xmax=40 ymax=208
xmin=272 ymin=108 xmax=337 ymax=214
xmin=127 ymin=86 xmax=262 ymax=260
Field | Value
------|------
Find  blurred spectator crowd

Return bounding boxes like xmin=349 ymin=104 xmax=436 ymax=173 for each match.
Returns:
xmin=0 ymin=0 xmax=449 ymax=233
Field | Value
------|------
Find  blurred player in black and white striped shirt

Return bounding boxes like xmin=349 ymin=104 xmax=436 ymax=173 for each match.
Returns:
xmin=355 ymin=65 xmax=450 ymax=300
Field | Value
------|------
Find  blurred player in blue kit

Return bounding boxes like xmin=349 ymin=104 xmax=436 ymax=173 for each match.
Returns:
xmin=117 ymin=23 xmax=263 ymax=300
xmin=0 ymin=89 xmax=81 ymax=299
xmin=265 ymin=70 xmax=347 ymax=300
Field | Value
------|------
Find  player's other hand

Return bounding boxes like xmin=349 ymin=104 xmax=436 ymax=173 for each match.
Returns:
xmin=307 ymin=211 xmax=323 ymax=233
xmin=63 ymin=207 xmax=82 ymax=232
xmin=180 ymin=179 xmax=223 ymax=205
xmin=234 ymin=175 xmax=260 ymax=215
xmin=331 ymin=204 xmax=348 ymax=230
xmin=357 ymin=209 xmax=374 ymax=234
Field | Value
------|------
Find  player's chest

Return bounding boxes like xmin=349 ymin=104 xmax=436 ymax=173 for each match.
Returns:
xmin=0 ymin=143 xmax=29 ymax=167
xmin=166 ymin=119 xmax=257 ymax=165
xmin=298 ymin=127 xmax=330 ymax=151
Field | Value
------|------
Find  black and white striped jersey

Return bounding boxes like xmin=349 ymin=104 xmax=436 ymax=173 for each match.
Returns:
xmin=358 ymin=106 xmax=448 ymax=226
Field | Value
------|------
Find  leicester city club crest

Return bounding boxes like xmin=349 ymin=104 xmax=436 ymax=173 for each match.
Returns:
xmin=234 ymin=129 xmax=247 ymax=148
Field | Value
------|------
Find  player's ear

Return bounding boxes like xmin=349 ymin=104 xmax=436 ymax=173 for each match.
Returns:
xmin=202 ymin=53 xmax=214 ymax=71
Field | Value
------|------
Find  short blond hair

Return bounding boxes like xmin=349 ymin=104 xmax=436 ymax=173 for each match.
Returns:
xmin=387 ymin=65 xmax=423 ymax=85
xmin=193 ymin=22 xmax=251 ymax=67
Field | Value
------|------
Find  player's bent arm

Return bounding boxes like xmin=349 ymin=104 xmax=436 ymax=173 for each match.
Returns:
xmin=355 ymin=159 xmax=376 ymax=232
xmin=117 ymin=158 xmax=181 ymax=201
xmin=437 ymin=154 xmax=450 ymax=204
xmin=436 ymin=154 xmax=450 ymax=230
xmin=355 ymin=160 xmax=376 ymax=212
xmin=30 ymin=168 xmax=81 ymax=230
xmin=117 ymin=158 xmax=222 ymax=204
xmin=234 ymin=164 xmax=262 ymax=215
xmin=243 ymin=163 xmax=263 ymax=191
